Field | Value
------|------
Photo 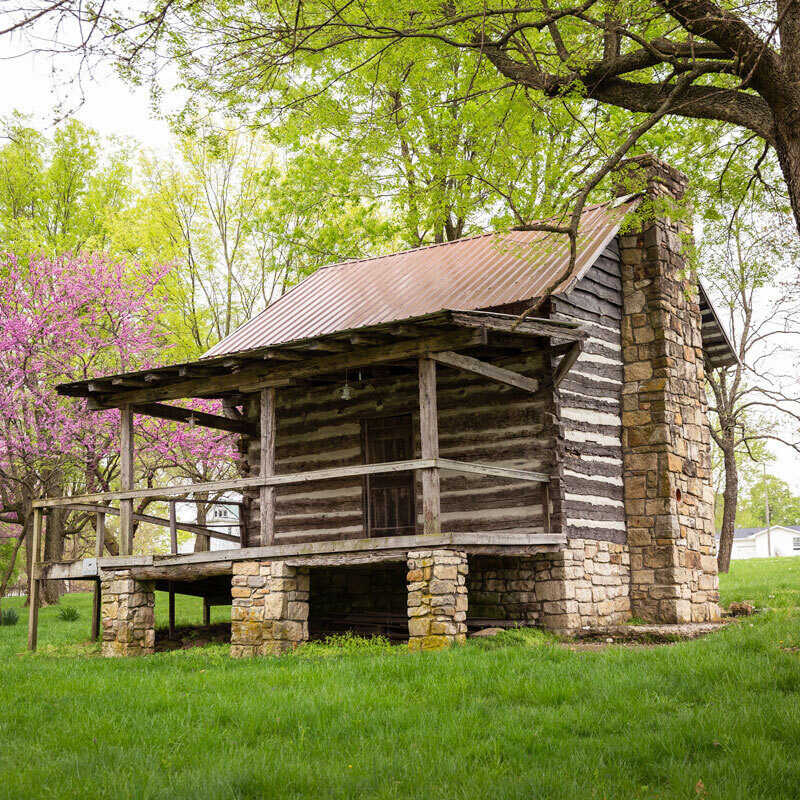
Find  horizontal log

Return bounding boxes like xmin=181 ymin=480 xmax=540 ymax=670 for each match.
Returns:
xmin=33 ymin=459 xmax=437 ymax=508
xmin=437 ymin=459 xmax=550 ymax=483
xmin=43 ymin=502 xmax=240 ymax=543
xmin=130 ymin=562 xmax=233 ymax=581
xmin=34 ymin=457 xmax=547 ymax=510
xmin=285 ymin=550 xmax=411 ymax=567
xmin=38 ymin=531 xmax=568 ymax=578
xmin=132 ymin=402 xmax=257 ymax=437
xmin=429 ymin=350 xmax=540 ymax=393
xmin=450 ymin=311 xmax=585 ymax=340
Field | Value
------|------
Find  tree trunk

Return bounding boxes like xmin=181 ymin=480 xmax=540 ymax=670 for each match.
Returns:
xmin=194 ymin=494 xmax=210 ymax=553
xmin=773 ymin=120 xmax=800 ymax=239
xmin=0 ymin=529 xmax=26 ymax=615
xmin=41 ymin=508 xmax=67 ymax=605
xmin=717 ymin=436 xmax=739 ymax=573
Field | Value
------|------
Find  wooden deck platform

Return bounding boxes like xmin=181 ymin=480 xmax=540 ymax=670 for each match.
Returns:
xmin=38 ymin=531 xmax=567 ymax=581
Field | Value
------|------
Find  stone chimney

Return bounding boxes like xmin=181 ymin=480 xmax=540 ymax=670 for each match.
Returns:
xmin=615 ymin=154 xmax=720 ymax=623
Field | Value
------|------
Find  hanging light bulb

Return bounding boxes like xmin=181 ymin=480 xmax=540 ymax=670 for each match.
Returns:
xmin=187 ymin=414 xmax=197 ymax=427
xmin=340 ymin=370 xmax=352 ymax=400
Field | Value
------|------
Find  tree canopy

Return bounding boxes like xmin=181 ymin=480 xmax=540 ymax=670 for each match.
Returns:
xmin=6 ymin=0 xmax=796 ymax=241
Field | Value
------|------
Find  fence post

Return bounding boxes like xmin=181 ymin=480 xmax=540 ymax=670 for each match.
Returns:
xmin=26 ymin=508 xmax=43 ymax=652
xmin=119 ymin=405 xmax=134 ymax=555
xmin=91 ymin=511 xmax=105 ymax=641
xmin=169 ymin=501 xmax=177 ymax=639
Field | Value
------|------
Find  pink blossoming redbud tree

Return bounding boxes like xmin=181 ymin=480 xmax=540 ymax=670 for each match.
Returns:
xmin=0 ymin=252 xmax=237 ymax=606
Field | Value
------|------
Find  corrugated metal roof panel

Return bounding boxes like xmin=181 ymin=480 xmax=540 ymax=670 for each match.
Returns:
xmin=204 ymin=198 xmax=637 ymax=357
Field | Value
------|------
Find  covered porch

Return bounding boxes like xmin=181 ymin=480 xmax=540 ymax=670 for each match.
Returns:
xmin=29 ymin=310 xmax=584 ymax=654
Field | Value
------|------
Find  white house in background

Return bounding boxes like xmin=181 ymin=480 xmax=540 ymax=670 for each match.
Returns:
xmin=723 ymin=525 xmax=800 ymax=559
xmin=176 ymin=498 xmax=242 ymax=554
xmin=205 ymin=502 xmax=242 ymax=552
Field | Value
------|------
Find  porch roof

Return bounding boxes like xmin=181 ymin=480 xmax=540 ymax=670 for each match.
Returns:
xmin=58 ymin=309 xmax=584 ymax=408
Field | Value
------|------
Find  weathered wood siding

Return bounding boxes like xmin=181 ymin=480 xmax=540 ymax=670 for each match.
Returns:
xmin=549 ymin=239 xmax=626 ymax=543
xmin=240 ymin=351 xmax=552 ymax=546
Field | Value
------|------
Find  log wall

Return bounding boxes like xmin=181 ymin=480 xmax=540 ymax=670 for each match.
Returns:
xmin=239 ymin=351 xmax=553 ymax=546
xmin=549 ymin=241 xmax=627 ymax=543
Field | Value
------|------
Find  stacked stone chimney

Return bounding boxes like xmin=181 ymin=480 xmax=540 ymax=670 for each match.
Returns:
xmin=615 ymin=154 xmax=720 ymax=623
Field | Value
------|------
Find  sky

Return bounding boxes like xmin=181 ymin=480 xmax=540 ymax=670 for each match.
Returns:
xmin=0 ymin=46 xmax=175 ymax=149
xmin=2 ymin=38 xmax=799 ymax=498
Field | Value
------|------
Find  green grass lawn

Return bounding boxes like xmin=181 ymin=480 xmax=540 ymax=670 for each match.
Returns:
xmin=1 ymin=560 xmax=799 ymax=800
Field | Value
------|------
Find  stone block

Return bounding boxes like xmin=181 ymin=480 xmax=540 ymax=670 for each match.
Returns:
xmin=234 ymin=561 xmax=260 ymax=575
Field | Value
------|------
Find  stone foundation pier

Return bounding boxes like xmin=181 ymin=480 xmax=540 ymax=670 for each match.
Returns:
xmin=407 ymin=549 xmax=468 ymax=650
xmin=99 ymin=569 xmax=155 ymax=657
xmin=230 ymin=560 xmax=310 ymax=657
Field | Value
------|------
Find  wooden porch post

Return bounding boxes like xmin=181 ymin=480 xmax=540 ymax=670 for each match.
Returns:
xmin=168 ymin=501 xmax=177 ymax=639
xmin=91 ymin=511 xmax=105 ymax=640
xmin=119 ymin=405 xmax=134 ymax=555
xmin=418 ymin=356 xmax=441 ymax=534
xmin=26 ymin=508 xmax=43 ymax=652
xmin=260 ymin=387 xmax=276 ymax=546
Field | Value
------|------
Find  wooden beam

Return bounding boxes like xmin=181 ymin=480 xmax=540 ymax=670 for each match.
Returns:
xmin=389 ymin=323 xmax=427 ymax=338
xmin=91 ymin=328 xmax=487 ymax=407
xmin=263 ymin=350 xmax=303 ymax=362
xmin=51 ymin=502 xmax=240 ymax=544
xmin=285 ymin=550 xmax=412 ymax=567
xmin=450 ymin=311 xmax=585 ymax=341
xmin=430 ymin=350 xmax=540 ymax=393
xmin=178 ymin=366 xmax=207 ymax=378
xmin=132 ymin=402 xmax=257 ymax=437
xmin=541 ymin=483 xmax=551 ymax=534
xmin=91 ymin=511 xmax=104 ymax=641
xmin=33 ymin=458 xmax=438 ymax=508
xmin=260 ymin=387 xmax=276 ymax=546
xmin=27 ymin=508 xmax=43 ymax=652
xmin=306 ymin=340 xmax=349 ymax=353
xmin=419 ymin=356 xmax=441 ymax=534
xmin=553 ymin=340 xmax=583 ymax=387
xmin=349 ymin=333 xmax=388 ymax=347
xmin=111 ymin=377 xmax=149 ymax=388
xmin=120 ymin=531 xmax=568 ymax=568
xmin=437 ymin=458 xmax=550 ymax=483
xmin=131 ymin=562 xmax=234 ymax=581
xmin=119 ymin=405 xmax=134 ymax=556
xmin=169 ymin=502 xmax=178 ymax=554
xmin=168 ymin=581 xmax=176 ymax=639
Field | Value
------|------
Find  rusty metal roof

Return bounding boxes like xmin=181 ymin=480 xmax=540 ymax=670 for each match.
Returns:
xmin=204 ymin=198 xmax=638 ymax=358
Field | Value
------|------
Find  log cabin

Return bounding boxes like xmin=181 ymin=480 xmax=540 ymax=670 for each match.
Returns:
xmin=29 ymin=154 xmax=736 ymax=656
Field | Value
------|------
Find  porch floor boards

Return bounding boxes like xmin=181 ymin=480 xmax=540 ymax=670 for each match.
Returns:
xmin=38 ymin=531 xmax=567 ymax=581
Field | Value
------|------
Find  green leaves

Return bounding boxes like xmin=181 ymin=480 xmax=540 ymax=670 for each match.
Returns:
xmin=0 ymin=114 xmax=135 ymax=256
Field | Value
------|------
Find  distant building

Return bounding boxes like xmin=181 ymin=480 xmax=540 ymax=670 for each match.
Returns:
xmin=723 ymin=525 xmax=800 ymax=559
xmin=206 ymin=503 xmax=241 ymax=551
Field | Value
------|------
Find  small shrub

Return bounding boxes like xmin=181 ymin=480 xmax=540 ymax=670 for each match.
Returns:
xmin=470 ymin=626 xmax=556 ymax=650
xmin=56 ymin=606 xmax=80 ymax=622
xmin=294 ymin=631 xmax=394 ymax=658
xmin=0 ymin=607 xmax=19 ymax=626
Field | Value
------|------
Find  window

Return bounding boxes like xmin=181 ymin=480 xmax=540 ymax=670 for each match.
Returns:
xmin=362 ymin=414 xmax=416 ymax=537
xmin=793 ymin=537 xmax=800 ymax=551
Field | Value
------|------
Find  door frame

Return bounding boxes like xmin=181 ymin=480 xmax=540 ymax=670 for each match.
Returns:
xmin=360 ymin=412 xmax=418 ymax=537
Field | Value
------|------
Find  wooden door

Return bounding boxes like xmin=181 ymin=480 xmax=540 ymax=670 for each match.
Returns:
xmin=362 ymin=414 xmax=416 ymax=537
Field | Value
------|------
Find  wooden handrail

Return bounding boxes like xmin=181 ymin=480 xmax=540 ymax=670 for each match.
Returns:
xmin=32 ymin=457 xmax=550 ymax=510
xmin=54 ymin=502 xmax=240 ymax=543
